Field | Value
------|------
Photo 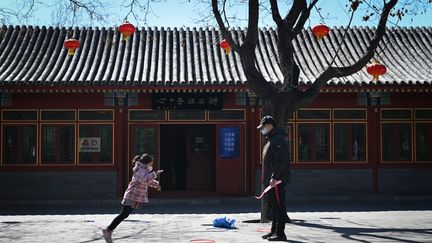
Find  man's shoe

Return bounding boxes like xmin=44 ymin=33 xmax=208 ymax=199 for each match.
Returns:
xmin=267 ymin=234 xmax=287 ymax=241
xmin=261 ymin=232 xmax=274 ymax=239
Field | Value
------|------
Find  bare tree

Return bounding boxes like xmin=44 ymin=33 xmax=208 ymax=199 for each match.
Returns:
xmin=0 ymin=0 xmax=153 ymax=26
xmin=211 ymin=0 xmax=430 ymax=222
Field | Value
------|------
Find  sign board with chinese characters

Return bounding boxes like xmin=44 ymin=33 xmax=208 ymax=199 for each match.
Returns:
xmin=152 ymin=93 xmax=223 ymax=110
xmin=79 ymin=137 xmax=101 ymax=152
xmin=219 ymin=127 xmax=240 ymax=159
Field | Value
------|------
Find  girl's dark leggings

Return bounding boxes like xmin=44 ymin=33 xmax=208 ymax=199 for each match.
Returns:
xmin=107 ymin=205 xmax=134 ymax=231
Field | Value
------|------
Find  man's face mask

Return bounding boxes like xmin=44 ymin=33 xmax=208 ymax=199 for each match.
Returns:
xmin=260 ymin=126 xmax=268 ymax=135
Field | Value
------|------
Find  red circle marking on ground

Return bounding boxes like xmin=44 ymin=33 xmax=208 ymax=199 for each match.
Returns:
xmin=256 ymin=227 xmax=271 ymax=232
xmin=189 ymin=239 xmax=216 ymax=243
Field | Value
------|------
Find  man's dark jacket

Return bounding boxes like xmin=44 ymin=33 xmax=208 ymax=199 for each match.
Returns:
xmin=262 ymin=127 xmax=291 ymax=186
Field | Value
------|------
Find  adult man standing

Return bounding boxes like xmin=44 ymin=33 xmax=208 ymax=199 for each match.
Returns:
xmin=257 ymin=115 xmax=291 ymax=241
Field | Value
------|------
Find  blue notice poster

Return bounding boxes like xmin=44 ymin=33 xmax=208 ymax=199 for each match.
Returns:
xmin=219 ymin=127 xmax=240 ymax=159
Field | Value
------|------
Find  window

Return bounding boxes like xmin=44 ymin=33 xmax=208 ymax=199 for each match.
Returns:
xmin=41 ymin=124 xmax=75 ymax=164
xmin=41 ymin=110 xmax=75 ymax=121
xmin=415 ymin=109 xmax=432 ymax=120
xmin=169 ymin=110 xmax=205 ymax=120
xmin=79 ymin=110 xmax=113 ymax=121
xmin=382 ymin=123 xmax=412 ymax=162
xmin=133 ymin=127 xmax=156 ymax=156
xmin=297 ymin=123 xmax=330 ymax=162
xmin=3 ymin=110 xmax=37 ymax=121
xmin=79 ymin=124 xmax=113 ymax=164
xmin=416 ymin=123 xmax=432 ymax=162
xmin=129 ymin=110 xmax=166 ymax=121
xmin=297 ymin=109 xmax=330 ymax=120
xmin=286 ymin=123 xmax=294 ymax=162
xmin=381 ymin=109 xmax=412 ymax=120
xmin=333 ymin=109 xmax=367 ymax=120
xmin=334 ymin=123 xmax=366 ymax=162
xmin=2 ymin=124 xmax=37 ymax=165
xmin=209 ymin=110 xmax=245 ymax=120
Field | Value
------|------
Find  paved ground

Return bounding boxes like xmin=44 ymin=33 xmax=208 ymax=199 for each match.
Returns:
xmin=1 ymin=198 xmax=432 ymax=243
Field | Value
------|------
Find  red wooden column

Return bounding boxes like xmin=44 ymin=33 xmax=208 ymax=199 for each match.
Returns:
xmin=116 ymin=107 xmax=127 ymax=197
xmin=368 ymin=106 xmax=380 ymax=194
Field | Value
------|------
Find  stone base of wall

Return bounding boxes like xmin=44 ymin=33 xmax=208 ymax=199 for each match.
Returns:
xmin=379 ymin=168 xmax=432 ymax=195
xmin=0 ymin=171 xmax=117 ymax=200
xmin=256 ymin=168 xmax=432 ymax=198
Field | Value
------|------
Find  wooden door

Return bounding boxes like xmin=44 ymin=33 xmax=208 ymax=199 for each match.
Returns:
xmin=215 ymin=124 xmax=245 ymax=194
xmin=186 ymin=125 xmax=215 ymax=191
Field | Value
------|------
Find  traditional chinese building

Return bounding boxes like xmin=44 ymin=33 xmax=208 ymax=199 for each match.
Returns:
xmin=0 ymin=25 xmax=431 ymax=201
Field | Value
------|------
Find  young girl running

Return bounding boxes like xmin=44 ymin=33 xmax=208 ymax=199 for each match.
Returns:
xmin=102 ymin=153 xmax=163 ymax=242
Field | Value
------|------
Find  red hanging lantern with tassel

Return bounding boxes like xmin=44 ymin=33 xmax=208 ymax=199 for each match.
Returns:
xmin=118 ymin=21 xmax=136 ymax=41
xmin=64 ymin=38 xmax=80 ymax=56
xmin=312 ymin=24 xmax=330 ymax=40
xmin=219 ymin=39 xmax=231 ymax=55
xmin=366 ymin=60 xmax=387 ymax=81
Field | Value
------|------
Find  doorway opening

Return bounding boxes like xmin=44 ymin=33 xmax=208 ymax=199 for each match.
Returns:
xmin=159 ymin=124 xmax=215 ymax=192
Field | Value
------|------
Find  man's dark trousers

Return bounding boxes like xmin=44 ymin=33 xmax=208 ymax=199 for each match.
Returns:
xmin=268 ymin=182 xmax=288 ymax=237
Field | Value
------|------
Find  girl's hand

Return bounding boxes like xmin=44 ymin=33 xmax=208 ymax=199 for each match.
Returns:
xmin=156 ymin=170 xmax=164 ymax=175
xmin=156 ymin=185 xmax=162 ymax=191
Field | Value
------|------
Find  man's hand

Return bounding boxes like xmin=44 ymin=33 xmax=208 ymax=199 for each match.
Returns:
xmin=156 ymin=170 xmax=164 ymax=175
xmin=269 ymin=178 xmax=278 ymax=187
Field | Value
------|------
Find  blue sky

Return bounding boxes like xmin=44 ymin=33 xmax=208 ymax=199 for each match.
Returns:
xmin=1 ymin=0 xmax=431 ymax=28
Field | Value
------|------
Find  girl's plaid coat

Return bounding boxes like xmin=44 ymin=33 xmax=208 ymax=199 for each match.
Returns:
xmin=122 ymin=162 xmax=159 ymax=203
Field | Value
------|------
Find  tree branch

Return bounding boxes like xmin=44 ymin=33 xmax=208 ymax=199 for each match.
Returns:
xmin=269 ymin=0 xmax=283 ymax=27
xmin=211 ymin=0 xmax=240 ymax=52
xmin=245 ymin=0 xmax=259 ymax=48
xmin=293 ymin=0 xmax=319 ymax=34
xmin=285 ymin=0 xmax=307 ymax=30
xmin=68 ymin=0 xmax=105 ymax=22
xmin=297 ymin=0 xmax=399 ymax=108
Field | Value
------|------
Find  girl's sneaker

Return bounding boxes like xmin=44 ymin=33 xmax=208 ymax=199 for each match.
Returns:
xmin=102 ymin=228 xmax=113 ymax=243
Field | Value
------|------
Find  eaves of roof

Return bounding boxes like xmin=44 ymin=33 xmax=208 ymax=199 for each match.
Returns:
xmin=0 ymin=25 xmax=431 ymax=90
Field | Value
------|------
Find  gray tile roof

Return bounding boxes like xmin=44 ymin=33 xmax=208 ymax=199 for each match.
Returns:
xmin=0 ymin=25 xmax=431 ymax=88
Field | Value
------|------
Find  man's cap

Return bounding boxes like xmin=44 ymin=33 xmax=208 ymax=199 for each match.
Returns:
xmin=257 ymin=115 xmax=276 ymax=129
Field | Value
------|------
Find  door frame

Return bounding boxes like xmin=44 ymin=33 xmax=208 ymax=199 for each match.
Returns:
xmin=127 ymin=121 xmax=247 ymax=194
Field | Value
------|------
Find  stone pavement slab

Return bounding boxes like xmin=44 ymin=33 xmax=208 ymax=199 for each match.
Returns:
xmin=1 ymin=209 xmax=432 ymax=243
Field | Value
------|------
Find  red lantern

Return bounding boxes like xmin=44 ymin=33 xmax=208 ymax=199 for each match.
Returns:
xmin=64 ymin=38 xmax=80 ymax=56
xmin=366 ymin=60 xmax=387 ymax=81
xmin=118 ymin=21 xmax=135 ymax=41
xmin=219 ymin=39 xmax=231 ymax=55
xmin=312 ymin=24 xmax=330 ymax=40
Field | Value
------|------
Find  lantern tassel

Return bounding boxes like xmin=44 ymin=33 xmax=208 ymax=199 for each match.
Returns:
xmin=123 ymin=33 xmax=130 ymax=41
xmin=224 ymin=47 xmax=231 ymax=55
xmin=68 ymin=49 xmax=76 ymax=56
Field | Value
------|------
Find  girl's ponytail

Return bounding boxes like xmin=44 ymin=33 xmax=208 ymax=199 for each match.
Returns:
xmin=132 ymin=155 xmax=141 ymax=165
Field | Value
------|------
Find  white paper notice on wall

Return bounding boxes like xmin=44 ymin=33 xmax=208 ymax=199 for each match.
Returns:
xmin=79 ymin=137 xmax=101 ymax=152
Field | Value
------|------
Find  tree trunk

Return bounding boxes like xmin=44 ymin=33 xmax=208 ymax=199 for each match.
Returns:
xmin=259 ymin=96 xmax=291 ymax=223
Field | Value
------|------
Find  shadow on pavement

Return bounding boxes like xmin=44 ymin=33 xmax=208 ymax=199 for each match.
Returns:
xmin=293 ymin=219 xmax=432 ymax=243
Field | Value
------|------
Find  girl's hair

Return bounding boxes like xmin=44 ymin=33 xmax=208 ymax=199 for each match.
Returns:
xmin=132 ymin=155 xmax=141 ymax=164
xmin=133 ymin=153 xmax=153 ymax=164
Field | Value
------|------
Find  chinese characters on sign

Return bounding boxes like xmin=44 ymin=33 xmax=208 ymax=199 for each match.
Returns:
xmin=152 ymin=93 xmax=224 ymax=110
xmin=219 ymin=127 xmax=240 ymax=159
